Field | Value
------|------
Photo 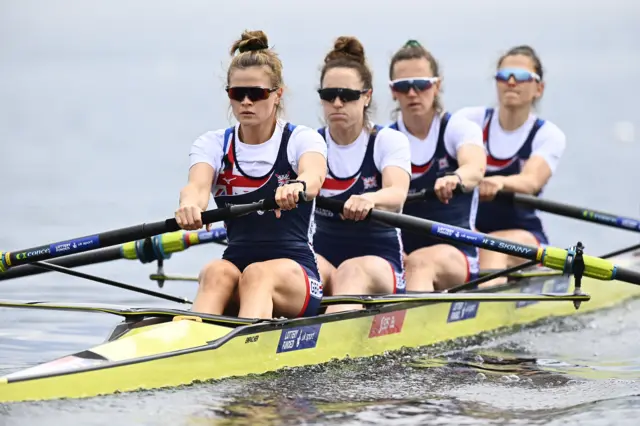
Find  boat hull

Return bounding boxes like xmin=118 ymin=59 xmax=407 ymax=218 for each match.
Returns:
xmin=2 ymin=260 xmax=640 ymax=403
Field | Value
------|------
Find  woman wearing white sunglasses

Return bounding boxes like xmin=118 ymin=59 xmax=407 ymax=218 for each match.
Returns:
xmin=388 ymin=40 xmax=487 ymax=292
xmin=457 ymin=45 xmax=566 ymax=285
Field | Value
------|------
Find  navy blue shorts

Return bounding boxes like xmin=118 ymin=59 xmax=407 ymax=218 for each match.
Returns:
xmin=222 ymin=244 xmax=323 ymax=317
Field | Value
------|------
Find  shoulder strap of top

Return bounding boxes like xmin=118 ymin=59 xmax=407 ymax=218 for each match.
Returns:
xmin=364 ymin=124 xmax=382 ymax=159
xmin=484 ymin=108 xmax=494 ymax=122
xmin=523 ymin=118 xmax=546 ymax=147
xmin=221 ymin=126 xmax=234 ymax=170
xmin=437 ymin=112 xmax=452 ymax=144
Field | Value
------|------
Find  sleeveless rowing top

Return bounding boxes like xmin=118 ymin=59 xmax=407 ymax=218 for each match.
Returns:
xmin=312 ymin=125 xmax=406 ymax=291
xmin=390 ymin=113 xmax=479 ymax=257
xmin=475 ymin=107 xmax=548 ymax=243
xmin=314 ymin=125 xmax=400 ymax=238
xmin=212 ymin=123 xmax=315 ymax=248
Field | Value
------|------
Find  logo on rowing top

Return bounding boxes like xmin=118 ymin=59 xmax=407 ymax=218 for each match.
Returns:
xmin=361 ymin=176 xmax=377 ymax=190
xmin=276 ymin=172 xmax=291 ymax=187
xmin=438 ymin=157 xmax=449 ymax=170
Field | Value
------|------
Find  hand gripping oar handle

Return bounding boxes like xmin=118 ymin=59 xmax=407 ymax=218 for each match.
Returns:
xmin=0 ymin=192 xmax=306 ymax=272
xmin=405 ymin=185 xmax=465 ymax=204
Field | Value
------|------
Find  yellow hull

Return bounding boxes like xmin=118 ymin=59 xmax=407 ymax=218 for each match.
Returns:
xmin=1 ymin=260 xmax=640 ymax=403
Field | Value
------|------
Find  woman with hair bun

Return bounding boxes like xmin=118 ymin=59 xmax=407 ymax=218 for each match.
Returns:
xmin=456 ymin=45 xmax=567 ymax=285
xmin=387 ymin=40 xmax=486 ymax=292
xmin=312 ymin=36 xmax=412 ymax=314
xmin=175 ymin=30 xmax=328 ymax=319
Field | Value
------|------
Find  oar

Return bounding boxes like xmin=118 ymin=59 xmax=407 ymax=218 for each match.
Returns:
xmin=448 ymin=241 xmax=640 ymax=293
xmin=32 ymin=260 xmax=192 ymax=304
xmin=0 ymin=228 xmax=227 ymax=281
xmin=494 ymin=192 xmax=640 ymax=233
xmin=315 ymin=197 xmax=640 ymax=287
xmin=0 ymin=197 xmax=280 ymax=272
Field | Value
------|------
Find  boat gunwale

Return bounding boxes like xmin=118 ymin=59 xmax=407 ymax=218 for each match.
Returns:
xmin=2 ymin=275 xmax=576 ymax=385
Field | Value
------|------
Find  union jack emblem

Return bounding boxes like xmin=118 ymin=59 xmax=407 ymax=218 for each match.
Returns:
xmin=361 ymin=176 xmax=377 ymax=190
xmin=276 ymin=173 xmax=291 ymax=187
xmin=438 ymin=157 xmax=449 ymax=170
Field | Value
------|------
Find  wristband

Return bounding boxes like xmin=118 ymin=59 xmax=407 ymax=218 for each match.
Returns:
xmin=445 ymin=172 xmax=465 ymax=192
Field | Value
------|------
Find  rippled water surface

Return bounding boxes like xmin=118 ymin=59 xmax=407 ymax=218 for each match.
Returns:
xmin=2 ymin=0 xmax=640 ymax=424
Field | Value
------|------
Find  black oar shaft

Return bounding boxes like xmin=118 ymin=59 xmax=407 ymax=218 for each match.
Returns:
xmin=0 ymin=246 xmax=122 ymax=281
xmin=497 ymin=193 xmax=640 ymax=233
xmin=0 ymin=228 xmax=228 ymax=281
xmin=315 ymin=197 xmax=640 ymax=285
xmin=0 ymin=199 xmax=275 ymax=271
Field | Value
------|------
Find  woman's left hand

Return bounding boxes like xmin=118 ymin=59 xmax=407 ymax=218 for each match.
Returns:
xmin=342 ymin=194 xmax=375 ymax=221
xmin=434 ymin=175 xmax=461 ymax=204
xmin=274 ymin=181 xmax=305 ymax=219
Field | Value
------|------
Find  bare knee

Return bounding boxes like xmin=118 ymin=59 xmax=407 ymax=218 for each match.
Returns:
xmin=238 ymin=262 xmax=267 ymax=291
xmin=335 ymin=258 xmax=365 ymax=279
xmin=199 ymin=260 xmax=240 ymax=292
xmin=405 ymin=251 xmax=430 ymax=272
xmin=331 ymin=259 xmax=366 ymax=292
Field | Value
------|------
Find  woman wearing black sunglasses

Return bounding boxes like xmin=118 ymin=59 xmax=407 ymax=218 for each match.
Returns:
xmin=312 ymin=36 xmax=412 ymax=314
xmin=175 ymin=30 xmax=328 ymax=319
xmin=457 ymin=45 xmax=566 ymax=286
xmin=388 ymin=40 xmax=487 ymax=292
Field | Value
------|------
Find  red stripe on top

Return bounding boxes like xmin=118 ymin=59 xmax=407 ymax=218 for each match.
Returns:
xmin=483 ymin=113 xmax=517 ymax=169
xmin=322 ymin=176 xmax=358 ymax=191
xmin=486 ymin=156 xmax=517 ymax=168
xmin=411 ymin=160 xmax=434 ymax=175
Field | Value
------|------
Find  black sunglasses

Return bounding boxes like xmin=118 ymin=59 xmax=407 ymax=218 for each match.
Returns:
xmin=225 ymin=86 xmax=278 ymax=102
xmin=317 ymin=88 xmax=369 ymax=103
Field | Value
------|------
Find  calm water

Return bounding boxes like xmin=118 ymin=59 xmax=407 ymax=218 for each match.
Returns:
xmin=1 ymin=0 xmax=640 ymax=424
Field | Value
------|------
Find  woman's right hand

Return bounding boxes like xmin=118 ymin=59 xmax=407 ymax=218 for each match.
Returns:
xmin=175 ymin=204 xmax=205 ymax=230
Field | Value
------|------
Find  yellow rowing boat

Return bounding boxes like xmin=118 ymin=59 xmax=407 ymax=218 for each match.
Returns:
xmin=1 ymin=249 xmax=639 ymax=404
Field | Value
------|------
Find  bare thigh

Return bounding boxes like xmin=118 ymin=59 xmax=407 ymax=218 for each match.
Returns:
xmin=193 ymin=259 xmax=241 ymax=315
xmin=240 ymin=258 xmax=313 ymax=318
xmin=333 ymin=255 xmax=397 ymax=295
xmin=405 ymin=244 xmax=469 ymax=291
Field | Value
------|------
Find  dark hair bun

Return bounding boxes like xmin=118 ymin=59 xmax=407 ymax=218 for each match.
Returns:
xmin=324 ymin=36 xmax=366 ymax=64
xmin=230 ymin=30 xmax=269 ymax=55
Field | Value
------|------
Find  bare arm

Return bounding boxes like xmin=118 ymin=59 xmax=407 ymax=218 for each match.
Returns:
xmin=295 ymin=151 xmax=327 ymax=199
xmin=179 ymin=163 xmax=215 ymax=210
xmin=500 ymin=156 xmax=552 ymax=195
xmin=454 ymin=144 xmax=486 ymax=190
xmin=364 ymin=166 xmax=410 ymax=212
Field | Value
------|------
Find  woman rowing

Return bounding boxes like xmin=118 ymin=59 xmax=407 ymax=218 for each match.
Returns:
xmin=175 ymin=30 xmax=327 ymax=319
xmin=388 ymin=40 xmax=487 ymax=292
xmin=457 ymin=45 xmax=567 ymax=284
xmin=312 ymin=36 xmax=412 ymax=314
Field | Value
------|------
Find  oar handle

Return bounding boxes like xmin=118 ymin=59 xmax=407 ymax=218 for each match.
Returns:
xmin=406 ymin=184 xmax=464 ymax=204
xmin=318 ymin=186 xmax=463 ymax=213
